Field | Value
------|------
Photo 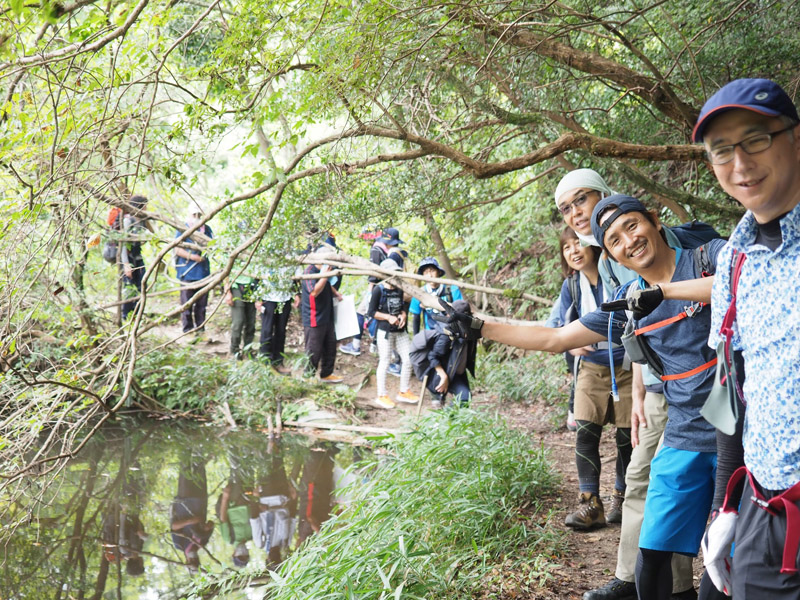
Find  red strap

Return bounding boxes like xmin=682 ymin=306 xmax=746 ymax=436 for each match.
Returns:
xmin=721 ymin=466 xmax=748 ymax=513
xmin=659 ymin=357 xmax=717 ymax=381
xmin=719 ymin=252 xmax=747 ymax=347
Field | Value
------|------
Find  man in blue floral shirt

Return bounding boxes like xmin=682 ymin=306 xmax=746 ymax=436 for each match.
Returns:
xmin=693 ymin=79 xmax=800 ymax=598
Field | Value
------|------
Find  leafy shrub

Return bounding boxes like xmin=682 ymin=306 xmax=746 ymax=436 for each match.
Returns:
xmin=133 ymin=347 xmax=356 ymax=423
xmin=216 ymin=358 xmax=356 ymax=428
xmin=134 ymin=346 xmax=230 ymax=412
xmin=475 ymin=347 xmax=569 ymax=405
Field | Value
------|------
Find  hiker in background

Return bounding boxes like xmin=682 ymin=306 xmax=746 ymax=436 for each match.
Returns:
xmin=301 ymin=248 xmax=344 ymax=383
xmin=409 ymin=257 xmax=463 ymax=335
xmin=367 ymin=227 xmax=404 ymax=354
xmin=225 ymin=273 xmax=259 ymax=359
xmin=692 ymin=78 xmax=800 ymax=599
xmin=367 ymin=258 xmax=418 ymax=409
xmin=385 ymin=247 xmax=409 ymax=376
xmin=257 ymin=265 xmax=295 ymax=374
xmin=340 ymin=228 xmax=382 ymax=357
xmin=556 ymin=226 xmax=632 ymax=531
xmin=119 ymin=195 xmax=150 ymax=321
xmin=554 ymin=169 xmax=697 ymax=600
xmin=409 ymin=299 xmax=477 ymax=409
xmin=174 ymin=201 xmax=213 ymax=334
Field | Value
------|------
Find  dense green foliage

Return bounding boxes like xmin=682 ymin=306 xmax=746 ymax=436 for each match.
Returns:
xmin=194 ymin=409 xmax=563 ymax=599
xmin=134 ymin=346 xmax=356 ymax=423
xmin=477 ymin=348 xmax=568 ymax=407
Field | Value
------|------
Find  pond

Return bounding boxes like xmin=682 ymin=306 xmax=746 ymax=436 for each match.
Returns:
xmin=0 ymin=420 xmax=366 ymax=599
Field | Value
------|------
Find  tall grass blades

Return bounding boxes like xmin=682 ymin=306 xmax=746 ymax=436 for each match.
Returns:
xmin=197 ymin=409 xmax=564 ymax=599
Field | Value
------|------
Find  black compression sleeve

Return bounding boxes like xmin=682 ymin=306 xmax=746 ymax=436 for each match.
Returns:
xmin=713 ymin=402 xmax=746 ymax=510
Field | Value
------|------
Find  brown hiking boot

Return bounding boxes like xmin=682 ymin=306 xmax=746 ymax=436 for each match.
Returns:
xmin=565 ymin=492 xmax=606 ymax=530
xmin=607 ymin=489 xmax=625 ymax=524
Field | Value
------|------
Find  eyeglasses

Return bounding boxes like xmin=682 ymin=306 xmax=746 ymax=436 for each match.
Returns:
xmin=558 ymin=190 xmax=597 ymax=216
xmin=706 ymin=124 xmax=796 ymax=165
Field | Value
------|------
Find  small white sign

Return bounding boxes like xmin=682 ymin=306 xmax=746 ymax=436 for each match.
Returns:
xmin=333 ymin=295 xmax=360 ymax=340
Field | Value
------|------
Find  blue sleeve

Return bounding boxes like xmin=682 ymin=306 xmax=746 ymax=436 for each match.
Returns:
xmin=544 ymin=302 xmax=562 ymax=328
xmin=558 ymin=279 xmax=573 ymax=324
xmin=579 ymin=307 xmax=626 ymax=344
xmin=409 ymin=297 xmax=421 ymax=315
xmin=707 ymin=238 xmax=729 ymax=271
xmin=451 ymin=286 xmax=463 ymax=301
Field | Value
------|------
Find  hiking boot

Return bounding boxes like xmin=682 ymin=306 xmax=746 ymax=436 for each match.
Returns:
xmin=565 ymin=492 xmax=606 ymax=530
xmin=339 ymin=342 xmax=361 ymax=356
xmin=582 ymin=577 xmax=636 ymax=600
xmin=320 ymin=374 xmax=344 ymax=383
xmin=387 ymin=362 xmax=401 ymax=377
xmin=396 ymin=391 xmax=419 ymax=404
xmin=566 ymin=409 xmax=577 ymax=432
xmin=369 ymin=342 xmax=377 ymax=354
xmin=375 ymin=395 xmax=396 ymax=409
xmin=272 ymin=364 xmax=292 ymax=375
xmin=607 ymin=489 xmax=625 ymax=524
xmin=430 ymin=398 xmax=444 ymax=410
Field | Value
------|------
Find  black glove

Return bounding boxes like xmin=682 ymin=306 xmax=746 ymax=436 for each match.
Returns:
xmin=600 ymin=285 xmax=663 ymax=317
xmin=431 ymin=298 xmax=484 ymax=341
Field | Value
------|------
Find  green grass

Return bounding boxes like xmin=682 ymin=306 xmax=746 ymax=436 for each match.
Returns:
xmin=194 ymin=409 xmax=564 ymax=599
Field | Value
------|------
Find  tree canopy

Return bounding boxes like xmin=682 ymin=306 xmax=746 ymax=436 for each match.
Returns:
xmin=0 ymin=0 xmax=798 ymax=489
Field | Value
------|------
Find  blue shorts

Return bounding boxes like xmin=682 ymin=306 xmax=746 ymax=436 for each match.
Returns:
xmin=639 ymin=445 xmax=716 ymax=555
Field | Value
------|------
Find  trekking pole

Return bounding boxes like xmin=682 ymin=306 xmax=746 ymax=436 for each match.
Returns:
xmin=416 ymin=375 xmax=428 ymax=417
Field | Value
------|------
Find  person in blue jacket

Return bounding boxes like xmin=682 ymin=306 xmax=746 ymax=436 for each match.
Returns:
xmin=409 ymin=257 xmax=463 ymax=334
xmin=174 ymin=201 xmax=213 ymax=334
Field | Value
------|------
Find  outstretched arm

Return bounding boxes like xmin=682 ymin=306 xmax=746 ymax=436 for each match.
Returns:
xmin=482 ymin=318 xmax=605 ymax=353
xmin=660 ymin=276 xmax=714 ymax=304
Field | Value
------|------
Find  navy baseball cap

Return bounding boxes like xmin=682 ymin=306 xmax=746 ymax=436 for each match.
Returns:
xmin=381 ymin=227 xmax=404 ymax=246
xmin=693 ymin=78 xmax=799 ymax=142
xmin=590 ymin=194 xmax=649 ymax=250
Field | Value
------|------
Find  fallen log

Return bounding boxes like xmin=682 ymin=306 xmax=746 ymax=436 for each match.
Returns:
xmin=284 ymin=420 xmax=404 ymax=435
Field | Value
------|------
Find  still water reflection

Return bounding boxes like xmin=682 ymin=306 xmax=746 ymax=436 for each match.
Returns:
xmin=1 ymin=421 xmax=364 ymax=599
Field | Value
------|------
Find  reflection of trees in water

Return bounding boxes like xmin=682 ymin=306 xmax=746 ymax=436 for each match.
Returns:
xmin=0 ymin=423 xmax=360 ymax=599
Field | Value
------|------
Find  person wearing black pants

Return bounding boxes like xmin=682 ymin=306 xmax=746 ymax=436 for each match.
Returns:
xmin=300 ymin=257 xmax=344 ymax=383
xmin=259 ymin=298 xmax=292 ymax=370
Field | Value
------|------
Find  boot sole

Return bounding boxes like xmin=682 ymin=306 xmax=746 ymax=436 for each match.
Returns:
xmin=565 ymin=521 xmax=607 ymax=530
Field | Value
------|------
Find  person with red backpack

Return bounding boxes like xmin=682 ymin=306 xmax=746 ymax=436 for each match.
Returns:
xmin=691 ymin=78 xmax=800 ymax=599
xmin=118 ymin=195 xmax=149 ymax=321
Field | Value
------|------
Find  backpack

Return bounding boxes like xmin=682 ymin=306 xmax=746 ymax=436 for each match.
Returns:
xmin=107 ymin=207 xmax=122 ymax=228
xmin=564 ymin=273 xmax=580 ymax=324
xmin=102 ymin=207 xmax=123 ymax=264
xmin=365 ymin=285 xmax=383 ymax=338
xmin=620 ymin=244 xmax=716 ymax=380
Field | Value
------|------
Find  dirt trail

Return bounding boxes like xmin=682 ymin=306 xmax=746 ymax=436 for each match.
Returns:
xmin=177 ymin=308 xmax=703 ymax=599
